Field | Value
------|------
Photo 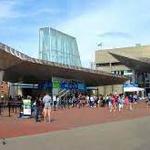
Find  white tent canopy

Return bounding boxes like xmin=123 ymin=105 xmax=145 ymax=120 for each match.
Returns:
xmin=124 ymin=86 xmax=145 ymax=92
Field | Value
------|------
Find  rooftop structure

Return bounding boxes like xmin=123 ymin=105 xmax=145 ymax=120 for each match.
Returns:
xmin=0 ymin=42 xmax=126 ymax=86
xmin=95 ymin=44 xmax=150 ymax=74
xmin=39 ymin=27 xmax=81 ymax=67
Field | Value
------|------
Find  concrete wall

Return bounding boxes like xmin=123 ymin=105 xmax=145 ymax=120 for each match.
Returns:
xmin=97 ymin=65 xmax=130 ymax=73
xmin=95 ymin=45 xmax=150 ymax=64
xmin=95 ymin=45 xmax=150 ymax=92
xmin=98 ymin=84 xmax=123 ymax=95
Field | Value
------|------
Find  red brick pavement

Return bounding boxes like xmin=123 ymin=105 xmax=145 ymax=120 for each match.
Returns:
xmin=0 ymin=102 xmax=150 ymax=138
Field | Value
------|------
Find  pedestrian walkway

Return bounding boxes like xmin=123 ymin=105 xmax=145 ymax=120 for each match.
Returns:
xmin=1 ymin=116 xmax=150 ymax=150
xmin=0 ymin=102 xmax=150 ymax=138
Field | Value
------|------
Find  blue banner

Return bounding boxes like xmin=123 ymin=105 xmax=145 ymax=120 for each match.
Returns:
xmin=123 ymin=83 xmax=138 ymax=88
xmin=38 ymin=81 xmax=52 ymax=89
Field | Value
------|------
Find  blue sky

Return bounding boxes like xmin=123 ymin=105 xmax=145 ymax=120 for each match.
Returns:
xmin=1 ymin=0 xmax=150 ymax=67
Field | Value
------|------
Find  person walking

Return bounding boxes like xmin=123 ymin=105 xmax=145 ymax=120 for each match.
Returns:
xmin=118 ymin=94 xmax=124 ymax=112
xmin=42 ymin=92 xmax=52 ymax=123
xmin=124 ymin=96 xmax=129 ymax=110
xmin=53 ymin=95 xmax=57 ymax=111
xmin=108 ymin=94 xmax=113 ymax=112
xmin=129 ymin=94 xmax=134 ymax=111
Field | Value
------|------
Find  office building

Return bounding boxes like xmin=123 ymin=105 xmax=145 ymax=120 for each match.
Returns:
xmin=95 ymin=44 xmax=150 ymax=95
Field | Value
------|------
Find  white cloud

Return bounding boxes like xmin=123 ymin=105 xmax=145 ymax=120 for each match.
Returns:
xmin=0 ymin=0 xmax=30 ymax=19
xmin=31 ymin=8 xmax=62 ymax=16
xmin=1 ymin=0 xmax=150 ymax=68
xmin=0 ymin=0 xmax=61 ymax=20
xmin=57 ymin=0 xmax=150 ymax=67
xmin=0 ymin=0 xmax=18 ymax=18
xmin=98 ymin=32 xmax=132 ymax=39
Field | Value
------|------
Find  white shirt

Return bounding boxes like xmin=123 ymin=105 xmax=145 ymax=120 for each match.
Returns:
xmin=53 ymin=96 xmax=57 ymax=102
xmin=43 ymin=94 xmax=52 ymax=104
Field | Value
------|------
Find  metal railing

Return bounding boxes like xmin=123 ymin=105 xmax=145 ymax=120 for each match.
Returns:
xmin=0 ymin=101 xmax=22 ymax=117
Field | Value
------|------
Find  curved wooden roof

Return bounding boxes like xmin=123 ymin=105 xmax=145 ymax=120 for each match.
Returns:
xmin=0 ymin=43 xmax=127 ymax=86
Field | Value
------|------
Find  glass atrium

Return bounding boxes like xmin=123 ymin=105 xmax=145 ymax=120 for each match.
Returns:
xmin=39 ymin=27 xmax=81 ymax=67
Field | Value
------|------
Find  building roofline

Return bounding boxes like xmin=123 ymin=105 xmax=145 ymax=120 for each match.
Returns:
xmin=39 ymin=27 xmax=76 ymax=39
xmin=95 ymin=44 xmax=150 ymax=53
xmin=0 ymin=42 xmax=127 ymax=85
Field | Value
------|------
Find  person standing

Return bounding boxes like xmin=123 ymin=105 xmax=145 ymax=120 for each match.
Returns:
xmin=42 ymin=93 xmax=52 ymax=123
xmin=108 ymin=94 xmax=113 ymax=112
xmin=124 ymin=95 xmax=129 ymax=110
xmin=56 ymin=96 xmax=60 ymax=109
xmin=129 ymin=94 xmax=134 ymax=111
xmin=112 ymin=95 xmax=116 ymax=112
xmin=53 ymin=95 xmax=57 ymax=111
xmin=90 ymin=96 xmax=95 ymax=107
xmin=118 ymin=94 xmax=124 ymax=112
xmin=35 ymin=97 xmax=41 ymax=122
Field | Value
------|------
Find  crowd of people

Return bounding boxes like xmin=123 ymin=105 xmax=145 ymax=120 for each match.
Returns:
xmin=1 ymin=91 xmax=146 ymax=123
xmin=30 ymin=91 xmax=143 ymax=123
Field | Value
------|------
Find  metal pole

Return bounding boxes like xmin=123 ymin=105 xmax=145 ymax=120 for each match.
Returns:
xmin=0 ymin=102 xmax=1 ymax=115
xmin=8 ymin=101 xmax=11 ymax=117
xmin=0 ymin=71 xmax=4 ymax=116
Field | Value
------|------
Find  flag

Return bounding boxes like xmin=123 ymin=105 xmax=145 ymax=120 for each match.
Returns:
xmin=97 ymin=42 xmax=102 ymax=47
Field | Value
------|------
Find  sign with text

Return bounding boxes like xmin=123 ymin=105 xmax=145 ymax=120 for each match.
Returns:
xmin=23 ymin=99 xmax=31 ymax=116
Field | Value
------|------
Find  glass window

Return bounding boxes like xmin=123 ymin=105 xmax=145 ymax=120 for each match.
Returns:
xmin=39 ymin=27 xmax=81 ymax=67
